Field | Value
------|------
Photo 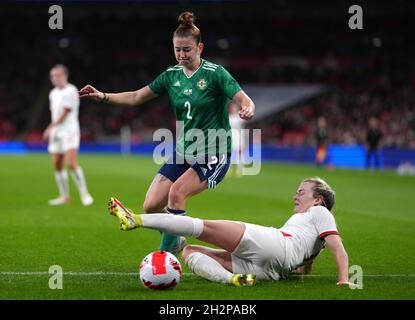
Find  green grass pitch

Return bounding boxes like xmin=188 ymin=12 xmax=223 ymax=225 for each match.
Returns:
xmin=0 ymin=153 xmax=414 ymax=299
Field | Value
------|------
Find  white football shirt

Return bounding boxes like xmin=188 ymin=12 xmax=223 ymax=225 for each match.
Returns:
xmin=278 ymin=205 xmax=339 ymax=271
xmin=49 ymin=83 xmax=80 ymax=135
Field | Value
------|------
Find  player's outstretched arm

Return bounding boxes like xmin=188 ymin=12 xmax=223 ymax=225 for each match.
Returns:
xmin=79 ymin=85 xmax=158 ymax=107
xmin=232 ymin=90 xmax=255 ymax=120
xmin=324 ymin=234 xmax=351 ymax=286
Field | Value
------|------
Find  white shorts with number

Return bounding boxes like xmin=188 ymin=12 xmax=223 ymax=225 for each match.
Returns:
xmin=231 ymin=223 xmax=287 ymax=281
xmin=48 ymin=131 xmax=80 ymax=154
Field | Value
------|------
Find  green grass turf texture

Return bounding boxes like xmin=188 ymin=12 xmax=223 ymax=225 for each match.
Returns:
xmin=0 ymin=154 xmax=414 ymax=300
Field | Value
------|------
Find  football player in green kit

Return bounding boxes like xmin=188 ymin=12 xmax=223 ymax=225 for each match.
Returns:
xmin=80 ymin=11 xmax=255 ymax=255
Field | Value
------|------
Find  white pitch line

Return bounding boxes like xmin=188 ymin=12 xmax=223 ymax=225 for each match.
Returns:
xmin=0 ymin=272 xmax=415 ymax=277
xmin=0 ymin=272 xmax=194 ymax=276
xmin=0 ymin=272 xmax=137 ymax=276
xmin=295 ymin=274 xmax=415 ymax=277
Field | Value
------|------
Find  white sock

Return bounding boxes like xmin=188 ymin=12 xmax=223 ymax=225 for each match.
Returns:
xmin=140 ymin=214 xmax=204 ymax=238
xmin=184 ymin=252 xmax=234 ymax=284
xmin=71 ymin=166 xmax=89 ymax=195
xmin=55 ymin=170 xmax=69 ymax=198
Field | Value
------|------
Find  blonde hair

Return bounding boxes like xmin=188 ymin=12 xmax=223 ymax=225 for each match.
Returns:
xmin=51 ymin=64 xmax=69 ymax=76
xmin=302 ymin=177 xmax=336 ymax=211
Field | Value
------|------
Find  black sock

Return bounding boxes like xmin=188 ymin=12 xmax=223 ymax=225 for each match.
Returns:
xmin=166 ymin=207 xmax=186 ymax=216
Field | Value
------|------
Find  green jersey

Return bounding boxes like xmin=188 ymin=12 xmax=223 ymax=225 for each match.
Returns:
xmin=148 ymin=59 xmax=241 ymax=158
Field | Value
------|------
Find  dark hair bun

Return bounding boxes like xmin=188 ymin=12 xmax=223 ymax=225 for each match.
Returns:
xmin=178 ymin=12 xmax=196 ymax=28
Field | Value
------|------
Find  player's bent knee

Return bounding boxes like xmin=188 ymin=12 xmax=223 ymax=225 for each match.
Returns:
xmin=182 ymin=247 xmax=206 ymax=270
xmin=181 ymin=245 xmax=192 ymax=262
xmin=182 ymin=244 xmax=199 ymax=262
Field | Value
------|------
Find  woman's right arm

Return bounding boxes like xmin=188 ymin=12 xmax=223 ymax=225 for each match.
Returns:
xmin=324 ymin=234 xmax=351 ymax=285
xmin=79 ymin=85 xmax=158 ymax=107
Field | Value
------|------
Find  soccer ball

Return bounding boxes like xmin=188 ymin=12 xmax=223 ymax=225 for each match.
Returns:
xmin=139 ymin=251 xmax=182 ymax=290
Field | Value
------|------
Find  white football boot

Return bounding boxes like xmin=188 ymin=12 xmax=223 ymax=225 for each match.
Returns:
xmin=48 ymin=196 xmax=71 ymax=206
xmin=81 ymin=193 xmax=94 ymax=206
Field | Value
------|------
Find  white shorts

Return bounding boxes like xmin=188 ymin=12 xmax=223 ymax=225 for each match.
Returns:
xmin=231 ymin=223 xmax=287 ymax=281
xmin=48 ymin=131 xmax=80 ymax=154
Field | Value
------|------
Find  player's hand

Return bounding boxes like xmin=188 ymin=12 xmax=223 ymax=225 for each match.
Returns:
xmin=79 ymin=85 xmax=105 ymax=101
xmin=336 ymin=281 xmax=361 ymax=289
xmin=42 ymin=126 xmax=52 ymax=141
xmin=239 ymin=104 xmax=255 ymax=120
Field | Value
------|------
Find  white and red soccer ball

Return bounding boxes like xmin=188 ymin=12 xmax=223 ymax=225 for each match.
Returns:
xmin=139 ymin=251 xmax=182 ymax=290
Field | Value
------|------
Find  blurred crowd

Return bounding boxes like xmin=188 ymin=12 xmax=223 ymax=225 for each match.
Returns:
xmin=0 ymin=5 xmax=414 ymax=148
xmin=256 ymin=89 xmax=415 ymax=149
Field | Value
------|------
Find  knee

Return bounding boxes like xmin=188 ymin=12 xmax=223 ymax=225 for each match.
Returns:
xmin=182 ymin=245 xmax=200 ymax=262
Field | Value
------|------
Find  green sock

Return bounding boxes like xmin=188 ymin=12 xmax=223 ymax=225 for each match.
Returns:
xmin=158 ymin=208 xmax=186 ymax=252
xmin=159 ymin=232 xmax=180 ymax=252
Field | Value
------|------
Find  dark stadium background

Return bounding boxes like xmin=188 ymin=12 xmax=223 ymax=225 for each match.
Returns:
xmin=1 ymin=0 xmax=414 ymax=170
xmin=1 ymin=0 xmax=415 ymax=307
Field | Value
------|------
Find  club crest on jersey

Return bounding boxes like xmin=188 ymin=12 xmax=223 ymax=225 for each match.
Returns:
xmin=183 ymin=88 xmax=193 ymax=95
xmin=197 ymin=79 xmax=207 ymax=90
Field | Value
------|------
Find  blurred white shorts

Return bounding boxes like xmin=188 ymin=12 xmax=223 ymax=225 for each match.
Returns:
xmin=231 ymin=223 xmax=286 ymax=281
xmin=48 ymin=131 xmax=80 ymax=154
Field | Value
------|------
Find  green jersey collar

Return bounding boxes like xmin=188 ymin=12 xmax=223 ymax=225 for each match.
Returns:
xmin=182 ymin=59 xmax=205 ymax=79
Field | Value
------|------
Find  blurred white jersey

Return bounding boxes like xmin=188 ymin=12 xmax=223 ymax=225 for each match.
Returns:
xmin=279 ymin=206 xmax=339 ymax=271
xmin=49 ymin=83 xmax=80 ymax=135
xmin=229 ymin=113 xmax=245 ymax=150
xmin=229 ymin=113 xmax=243 ymax=130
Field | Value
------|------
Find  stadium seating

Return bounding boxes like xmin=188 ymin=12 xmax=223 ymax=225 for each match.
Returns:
xmin=0 ymin=4 xmax=413 ymax=150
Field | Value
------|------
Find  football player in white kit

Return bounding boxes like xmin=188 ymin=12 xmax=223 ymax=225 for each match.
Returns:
xmin=108 ymin=177 xmax=356 ymax=287
xmin=43 ymin=65 xmax=93 ymax=206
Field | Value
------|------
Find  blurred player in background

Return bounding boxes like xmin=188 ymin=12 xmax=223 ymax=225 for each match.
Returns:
xmin=108 ymin=177 xmax=356 ymax=288
xmin=229 ymin=101 xmax=246 ymax=176
xmin=43 ymin=64 xmax=94 ymax=206
xmin=365 ymin=116 xmax=383 ymax=169
xmin=80 ymin=12 xmax=255 ymax=254
xmin=315 ymin=116 xmax=328 ymax=167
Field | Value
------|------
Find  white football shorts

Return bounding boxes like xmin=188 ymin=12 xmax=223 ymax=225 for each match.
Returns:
xmin=231 ymin=223 xmax=287 ymax=281
xmin=48 ymin=131 xmax=80 ymax=154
